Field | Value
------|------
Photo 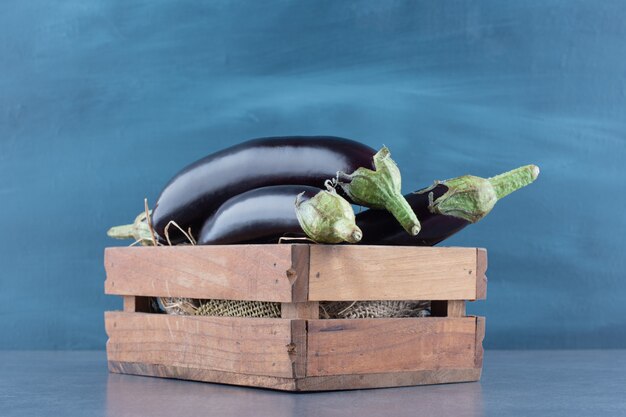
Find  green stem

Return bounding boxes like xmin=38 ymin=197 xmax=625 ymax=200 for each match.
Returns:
xmin=107 ymin=224 xmax=138 ymax=240
xmin=106 ymin=211 xmax=154 ymax=245
xmin=336 ymin=146 xmax=421 ymax=236
xmin=489 ymin=164 xmax=540 ymax=200
xmin=385 ymin=195 xmax=421 ymax=236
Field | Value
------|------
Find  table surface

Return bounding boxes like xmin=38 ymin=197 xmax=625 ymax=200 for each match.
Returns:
xmin=1 ymin=350 xmax=625 ymax=417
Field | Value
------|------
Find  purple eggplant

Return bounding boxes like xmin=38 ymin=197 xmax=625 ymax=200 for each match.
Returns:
xmin=198 ymin=185 xmax=362 ymax=245
xmin=357 ymin=164 xmax=540 ymax=246
xmin=357 ymin=184 xmax=468 ymax=246
xmin=148 ymin=136 xmax=418 ymax=243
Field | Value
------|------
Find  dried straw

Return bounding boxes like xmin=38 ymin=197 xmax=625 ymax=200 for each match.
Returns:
xmin=320 ymin=300 xmax=431 ymax=319
xmin=157 ymin=297 xmax=200 ymax=315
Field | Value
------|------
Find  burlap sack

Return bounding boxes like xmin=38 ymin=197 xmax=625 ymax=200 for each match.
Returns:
xmin=159 ymin=297 xmax=430 ymax=319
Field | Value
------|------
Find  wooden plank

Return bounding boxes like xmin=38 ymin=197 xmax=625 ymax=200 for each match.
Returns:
xmin=105 ymin=312 xmax=299 ymax=378
xmin=108 ymin=361 xmax=481 ymax=391
xmin=109 ymin=361 xmax=480 ymax=391
xmin=476 ymin=248 xmax=488 ymax=299
xmin=307 ymin=317 xmax=478 ymax=377
xmin=281 ymin=302 xmax=319 ymax=319
xmin=108 ymin=361 xmax=297 ymax=391
xmin=296 ymin=368 xmax=482 ymax=391
xmin=308 ymin=246 xmax=480 ymax=301
xmin=123 ymin=296 xmax=152 ymax=313
xmin=104 ymin=245 xmax=295 ymax=302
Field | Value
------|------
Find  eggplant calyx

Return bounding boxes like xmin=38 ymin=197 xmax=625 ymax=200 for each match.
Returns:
xmin=429 ymin=164 xmax=540 ymax=223
xmin=336 ymin=146 xmax=421 ymax=236
xmin=295 ymin=187 xmax=362 ymax=244
xmin=107 ymin=211 xmax=155 ymax=246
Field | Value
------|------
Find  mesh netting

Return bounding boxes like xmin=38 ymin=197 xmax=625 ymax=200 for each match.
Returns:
xmin=319 ymin=300 xmax=431 ymax=319
xmin=195 ymin=299 xmax=281 ymax=318
xmin=157 ymin=297 xmax=430 ymax=319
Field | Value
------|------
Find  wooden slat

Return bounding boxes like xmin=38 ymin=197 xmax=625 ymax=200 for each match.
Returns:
xmin=306 ymin=317 xmax=479 ymax=377
xmin=105 ymin=245 xmax=487 ymax=302
xmin=105 ymin=312 xmax=300 ymax=378
xmin=296 ymin=368 xmax=482 ymax=391
xmin=108 ymin=361 xmax=298 ymax=391
xmin=308 ymin=246 xmax=481 ymax=301
xmin=108 ymin=361 xmax=481 ymax=391
xmin=104 ymin=245 xmax=295 ymax=302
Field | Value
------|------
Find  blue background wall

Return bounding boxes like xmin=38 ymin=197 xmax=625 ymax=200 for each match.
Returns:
xmin=1 ymin=0 xmax=625 ymax=349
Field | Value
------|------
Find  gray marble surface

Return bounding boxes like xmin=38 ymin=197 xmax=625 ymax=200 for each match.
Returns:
xmin=1 ymin=350 xmax=625 ymax=417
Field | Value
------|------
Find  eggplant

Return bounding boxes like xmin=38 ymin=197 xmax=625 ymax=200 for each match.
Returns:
xmin=357 ymin=164 xmax=540 ymax=246
xmin=198 ymin=185 xmax=362 ymax=245
xmin=148 ymin=136 xmax=419 ymax=243
xmin=357 ymin=184 xmax=467 ymax=246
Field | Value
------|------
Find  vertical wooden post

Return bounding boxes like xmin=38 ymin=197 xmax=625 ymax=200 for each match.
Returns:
xmin=446 ymin=300 xmax=466 ymax=317
xmin=476 ymin=248 xmax=488 ymax=299
xmin=281 ymin=302 xmax=319 ymax=319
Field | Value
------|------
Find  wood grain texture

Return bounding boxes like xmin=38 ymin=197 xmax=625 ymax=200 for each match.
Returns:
xmin=105 ymin=312 xmax=301 ymax=378
xmin=289 ymin=244 xmax=310 ymax=302
xmin=476 ymin=248 xmax=488 ymax=300
xmin=306 ymin=317 xmax=479 ymax=377
xmin=290 ymin=320 xmax=307 ymax=378
xmin=104 ymin=245 xmax=295 ymax=302
xmin=108 ymin=361 xmax=481 ymax=391
xmin=447 ymin=300 xmax=467 ymax=317
xmin=108 ymin=361 xmax=298 ymax=391
xmin=475 ymin=316 xmax=486 ymax=368
xmin=308 ymin=246 xmax=480 ymax=301
xmin=295 ymin=368 xmax=482 ymax=391
xmin=281 ymin=302 xmax=319 ymax=319
xmin=105 ymin=245 xmax=487 ymax=302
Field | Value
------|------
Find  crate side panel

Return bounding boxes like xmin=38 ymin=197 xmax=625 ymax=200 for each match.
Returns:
xmin=309 ymin=246 xmax=479 ymax=301
xmin=105 ymin=312 xmax=297 ymax=378
xmin=104 ymin=245 xmax=294 ymax=302
xmin=306 ymin=317 xmax=478 ymax=377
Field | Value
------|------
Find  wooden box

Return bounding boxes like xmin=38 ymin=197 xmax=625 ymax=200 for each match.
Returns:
xmin=104 ymin=244 xmax=487 ymax=391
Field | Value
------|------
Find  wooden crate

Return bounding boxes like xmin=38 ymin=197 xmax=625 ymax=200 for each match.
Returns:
xmin=104 ymin=244 xmax=487 ymax=391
